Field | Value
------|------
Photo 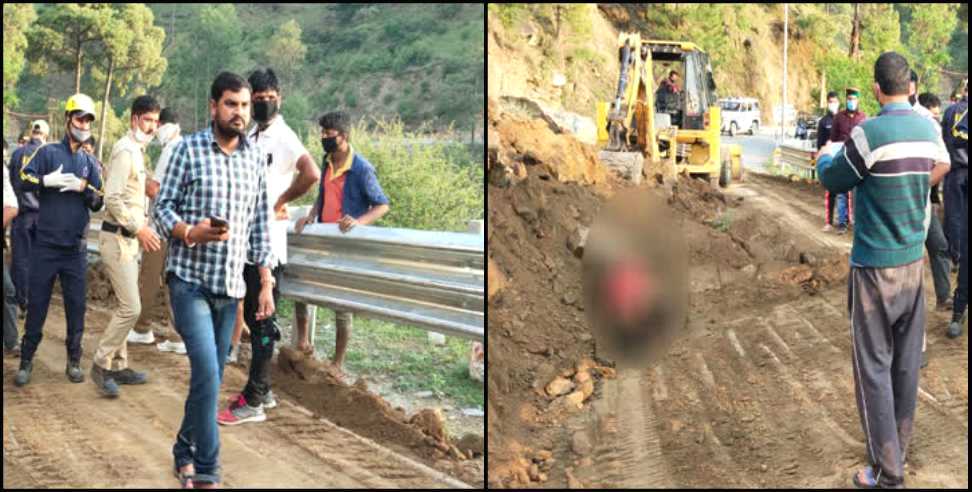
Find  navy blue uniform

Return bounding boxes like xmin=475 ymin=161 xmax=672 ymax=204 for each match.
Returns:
xmin=7 ymin=138 xmax=43 ymax=308
xmin=948 ymin=105 xmax=969 ymax=323
xmin=19 ymin=136 xmax=104 ymax=364
xmin=942 ymin=98 xmax=968 ymax=265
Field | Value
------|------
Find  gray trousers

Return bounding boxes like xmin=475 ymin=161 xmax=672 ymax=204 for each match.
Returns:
xmin=848 ymin=259 xmax=925 ymax=488
xmin=925 ymin=211 xmax=952 ymax=304
xmin=3 ymin=264 xmax=18 ymax=350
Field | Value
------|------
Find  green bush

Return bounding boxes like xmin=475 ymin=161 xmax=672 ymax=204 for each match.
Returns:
xmin=344 ymin=91 xmax=358 ymax=108
xmin=487 ymin=3 xmax=529 ymax=29
xmin=569 ymin=47 xmax=601 ymax=65
xmin=359 ymin=119 xmax=483 ymax=230
xmin=397 ymin=99 xmax=418 ymax=121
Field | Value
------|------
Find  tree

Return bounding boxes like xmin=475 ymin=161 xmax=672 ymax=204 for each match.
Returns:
xmin=3 ymin=4 xmax=37 ymax=110
xmin=161 ymin=4 xmax=244 ymax=131
xmin=27 ymin=4 xmax=113 ymax=94
xmin=899 ymin=4 xmax=959 ymax=93
xmin=90 ymin=4 xmax=167 ymax=160
xmin=849 ymin=4 xmax=861 ymax=60
xmin=261 ymin=20 xmax=307 ymax=93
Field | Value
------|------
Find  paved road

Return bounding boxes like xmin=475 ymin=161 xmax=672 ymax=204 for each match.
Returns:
xmin=722 ymin=127 xmax=816 ymax=174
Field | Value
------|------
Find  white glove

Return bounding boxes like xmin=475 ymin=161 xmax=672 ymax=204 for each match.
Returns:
xmin=58 ymin=174 xmax=85 ymax=193
xmin=42 ymin=165 xmax=85 ymax=192
xmin=42 ymin=165 xmax=70 ymax=188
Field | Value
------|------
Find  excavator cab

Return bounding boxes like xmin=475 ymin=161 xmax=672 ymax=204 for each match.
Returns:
xmin=597 ymin=34 xmax=741 ymax=187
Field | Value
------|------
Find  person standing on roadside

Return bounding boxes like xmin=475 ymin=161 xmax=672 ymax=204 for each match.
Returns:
xmin=133 ymin=106 xmax=187 ymax=355
xmin=827 ymin=87 xmax=868 ymax=235
xmin=217 ymin=67 xmax=320 ymax=425
xmin=943 ymin=83 xmax=968 ymax=340
xmin=7 ymin=120 xmax=49 ymax=316
xmin=816 ymin=52 xmax=950 ymax=489
xmin=90 ymin=95 xmax=163 ymax=397
xmin=293 ymin=111 xmax=390 ymax=380
xmin=15 ymin=93 xmax=104 ymax=387
xmin=817 ymin=91 xmax=840 ymax=232
xmin=154 ymin=71 xmax=275 ymax=489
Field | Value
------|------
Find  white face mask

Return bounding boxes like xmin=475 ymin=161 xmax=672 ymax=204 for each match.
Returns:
xmin=828 ymin=102 xmax=839 ymax=114
xmin=157 ymin=123 xmax=180 ymax=145
xmin=133 ymin=127 xmax=155 ymax=145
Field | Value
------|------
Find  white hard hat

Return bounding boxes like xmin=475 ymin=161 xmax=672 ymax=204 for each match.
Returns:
xmin=30 ymin=120 xmax=50 ymax=135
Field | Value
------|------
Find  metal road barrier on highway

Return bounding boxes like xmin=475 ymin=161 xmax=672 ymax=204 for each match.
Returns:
xmin=86 ymin=213 xmax=485 ymax=341
xmin=774 ymin=143 xmax=816 ymax=181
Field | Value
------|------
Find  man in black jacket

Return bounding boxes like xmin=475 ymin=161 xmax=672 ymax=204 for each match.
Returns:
xmin=816 ymin=91 xmax=840 ymax=231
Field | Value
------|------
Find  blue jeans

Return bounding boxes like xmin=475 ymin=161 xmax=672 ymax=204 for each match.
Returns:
xmin=167 ymin=274 xmax=239 ymax=485
xmin=836 ymin=193 xmax=849 ymax=227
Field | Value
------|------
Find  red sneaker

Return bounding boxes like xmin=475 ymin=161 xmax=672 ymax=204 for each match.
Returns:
xmin=217 ymin=394 xmax=266 ymax=426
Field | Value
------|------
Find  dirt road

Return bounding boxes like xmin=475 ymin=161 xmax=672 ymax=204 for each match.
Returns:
xmin=545 ymin=173 xmax=968 ymax=489
xmin=2 ymin=300 xmax=471 ymax=489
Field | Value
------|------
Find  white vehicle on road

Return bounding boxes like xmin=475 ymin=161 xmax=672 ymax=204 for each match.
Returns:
xmin=719 ymin=97 xmax=761 ymax=136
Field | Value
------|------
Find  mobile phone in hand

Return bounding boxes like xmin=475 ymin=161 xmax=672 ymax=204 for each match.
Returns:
xmin=210 ymin=215 xmax=229 ymax=230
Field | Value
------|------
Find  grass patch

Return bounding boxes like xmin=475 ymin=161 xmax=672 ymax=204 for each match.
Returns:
xmin=711 ymin=210 xmax=733 ymax=232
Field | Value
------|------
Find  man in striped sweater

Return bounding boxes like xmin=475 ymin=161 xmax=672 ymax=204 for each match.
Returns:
xmin=816 ymin=52 xmax=951 ymax=489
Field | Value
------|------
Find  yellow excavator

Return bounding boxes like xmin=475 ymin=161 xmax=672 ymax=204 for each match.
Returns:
xmin=596 ymin=33 xmax=742 ymax=187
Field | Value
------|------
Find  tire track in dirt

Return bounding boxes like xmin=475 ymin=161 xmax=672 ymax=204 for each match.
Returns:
xmin=3 ymin=298 xmax=471 ymax=488
xmin=580 ymin=369 xmax=671 ymax=488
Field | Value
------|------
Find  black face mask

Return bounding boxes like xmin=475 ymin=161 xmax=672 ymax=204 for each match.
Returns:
xmin=322 ymin=136 xmax=339 ymax=154
xmin=252 ymin=100 xmax=279 ymax=123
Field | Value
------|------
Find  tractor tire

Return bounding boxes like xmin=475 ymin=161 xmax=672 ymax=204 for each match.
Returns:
xmin=718 ymin=154 xmax=732 ymax=188
xmin=729 ymin=122 xmax=737 ymax=137
xmin=750 ymin=121 xmax=759 ymax=136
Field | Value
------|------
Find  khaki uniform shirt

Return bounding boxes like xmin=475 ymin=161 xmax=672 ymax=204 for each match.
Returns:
xmin=103 ymin=133 xmax=148 ymax=260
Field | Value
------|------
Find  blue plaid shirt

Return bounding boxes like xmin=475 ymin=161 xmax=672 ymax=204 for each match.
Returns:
xmin=154 ymin=125 xmax=274 ymax=298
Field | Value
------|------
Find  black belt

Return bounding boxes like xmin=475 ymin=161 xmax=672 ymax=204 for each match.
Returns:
xmin=101 ymin=221 xmax=136 ymax=239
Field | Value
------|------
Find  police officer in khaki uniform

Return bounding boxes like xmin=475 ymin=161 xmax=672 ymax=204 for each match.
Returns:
xmin=90 ymin=95 xmax=162 ymax=397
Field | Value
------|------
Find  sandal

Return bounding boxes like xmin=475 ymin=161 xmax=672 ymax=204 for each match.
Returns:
xmin=851 ymin=466 xmax=879 ymax=489
xmin=174 ymin=467 xmax=194 ymax=489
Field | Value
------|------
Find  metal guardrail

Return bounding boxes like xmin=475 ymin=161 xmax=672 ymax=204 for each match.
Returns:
xmin=775 ymin=143 xmax=816 ymax=181
xmin=85 ymin=212 xmax=485 ymax=341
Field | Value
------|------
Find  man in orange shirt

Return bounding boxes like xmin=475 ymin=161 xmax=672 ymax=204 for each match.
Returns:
xmin=294 ymin=111 xmax=390 ymax=378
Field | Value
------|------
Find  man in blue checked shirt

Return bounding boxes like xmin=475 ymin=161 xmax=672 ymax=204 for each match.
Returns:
xmin=153 ymin=71 xmax=276 ymax=489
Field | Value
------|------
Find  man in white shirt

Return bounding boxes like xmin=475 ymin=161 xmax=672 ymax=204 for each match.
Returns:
xmin=217 ymin=68 xmax=320 ymax=425
xmin=132 ymin=107 xmax=187 ymax=355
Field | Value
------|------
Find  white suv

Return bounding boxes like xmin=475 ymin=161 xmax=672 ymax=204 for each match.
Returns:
xmin=719 ymin=97 xmax=761 ymax=136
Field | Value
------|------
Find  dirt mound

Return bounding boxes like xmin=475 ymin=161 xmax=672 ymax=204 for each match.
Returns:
xmin=487 ymin=88 xmax=853 ymax=487
xmin=273 ymin=346 xmax=478 ymax=463
xmin=489 ymin=97 xmax=607 ymax=187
